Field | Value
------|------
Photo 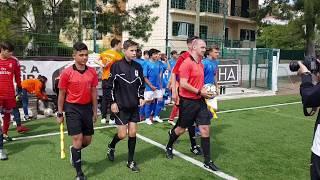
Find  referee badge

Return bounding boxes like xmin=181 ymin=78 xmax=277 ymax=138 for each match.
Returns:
xmin=135 ymin=70 xmax=139 ymax=77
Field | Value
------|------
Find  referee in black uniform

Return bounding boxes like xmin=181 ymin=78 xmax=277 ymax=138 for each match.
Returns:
xmin=105 ymin=40 xmax=145 ymax=172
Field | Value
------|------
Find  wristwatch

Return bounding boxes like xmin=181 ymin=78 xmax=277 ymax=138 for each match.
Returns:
xmin=196 ymin=89 xmax=201 ymax=96
xmin=56 ymin=112 xmax=64 ymax=118
xmin=303 ymin=71 xmax=311 ymax=76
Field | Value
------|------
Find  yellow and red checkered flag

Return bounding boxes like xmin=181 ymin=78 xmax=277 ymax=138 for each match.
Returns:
xmin=205 ymin=98 xmax=218 ymax=119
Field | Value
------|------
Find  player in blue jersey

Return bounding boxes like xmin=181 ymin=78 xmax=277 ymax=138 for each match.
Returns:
xmin=135 ymin=49 xmax=146 ymax=120
xmin=160 ymin=53 xmax=171 ymax=110
xmin=167 ymin=50 xmax=179 ymax=104
xmin=143 ymin=50 xmax=149 ymax=60
xmin=168 ymin=50 xmax=178 ymax=72
xmin=203 ymin=46 xmax=220 ymax=88
xmin=143 ymin=49 xmax=166 ymax=125
xmin=135 ymin=49 xmax=146 ymax=68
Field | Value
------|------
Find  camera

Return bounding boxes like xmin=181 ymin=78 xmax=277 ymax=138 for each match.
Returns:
xmin=291 ymin=56 xmax=320 ymax=116
xmin=289 ymin=56 xmax=320 ymax=73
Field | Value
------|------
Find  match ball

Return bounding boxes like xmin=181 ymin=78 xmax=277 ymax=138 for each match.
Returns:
xmin=44 ymin=108 xmax=53 ymax=117
xmin=203 ymin=84 xmax=218 ymax=97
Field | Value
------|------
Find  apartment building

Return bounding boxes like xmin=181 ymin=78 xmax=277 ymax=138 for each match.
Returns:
xmin=123 ymin=0 xmax=258 ymax=52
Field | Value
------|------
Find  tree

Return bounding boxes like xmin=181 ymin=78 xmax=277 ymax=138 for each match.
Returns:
xmin=0 ymin=3 xmax=30 ymax=54
xmin=257 ymin=22 xmax=305 ymax=49
xmin=0 ymin=0 xmax=75 ymax=42
xmin=255 ymin=0 xmax=320 ymax=55
xmin=93 ymin=0 xmax=159 ymax=42
xmin=0 ymin=0 xmax=159 ymax=55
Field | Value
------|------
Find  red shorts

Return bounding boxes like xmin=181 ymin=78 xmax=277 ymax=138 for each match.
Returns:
xmin=0 ymin=98 xmax=16 ymax=112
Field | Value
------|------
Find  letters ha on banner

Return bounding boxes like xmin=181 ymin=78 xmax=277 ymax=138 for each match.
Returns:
xmin=217 ymin=59 xmax=240 ymax=85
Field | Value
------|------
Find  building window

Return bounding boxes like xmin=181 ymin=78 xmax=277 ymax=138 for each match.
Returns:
xmin=171 ymin=0 xmax=186 ymax=9
xmin=172 ymin=22 xmax=194 ymax=37
xmin=250 ymin=30 xmax=256 ymax=41
xmin=240 ymin=29 xmax=256 ymax=41
xmin=85 ymin=29 xmax=102 ymax=40
xmin=200 ymin=0 xmax=220 ymax=13
xmin=80 ymin=0 xmax=94 ymax=11
xmin=200 ymin=25 xmax=208 ymax=39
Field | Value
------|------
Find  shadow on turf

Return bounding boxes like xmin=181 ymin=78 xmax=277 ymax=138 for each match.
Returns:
xmin=143 ymin=120 xmax=232 ymax=162
xmin=8 ymin=119 xmax=59 ymax=138
xmin=5 ymin=139 xmax=54 ymax=155
xmin=85 ymin=146 xmax=160 ymax=177
xmin=210 ymin=123 xmax=231 ymax=161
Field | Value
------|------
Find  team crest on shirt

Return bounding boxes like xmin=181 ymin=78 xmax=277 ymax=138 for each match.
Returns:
xmin=135 ymin=70 xmax=139 ymax=77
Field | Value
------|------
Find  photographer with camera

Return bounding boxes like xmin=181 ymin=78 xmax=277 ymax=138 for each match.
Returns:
xmin=295 ymin=58 xmax=320 ymax=179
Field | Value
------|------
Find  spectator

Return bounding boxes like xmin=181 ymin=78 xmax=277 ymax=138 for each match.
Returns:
xmin=20 ymin=75 xmax=48 ymax=120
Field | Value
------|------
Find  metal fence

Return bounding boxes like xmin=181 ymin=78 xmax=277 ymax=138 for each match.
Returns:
xmin=0 ymin=0 xmax=259 ymax=58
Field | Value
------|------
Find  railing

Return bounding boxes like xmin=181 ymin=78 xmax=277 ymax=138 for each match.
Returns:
xmin=200 ymin=1 xmax=223 ymax=14
xmin=171 ymin=0 xmax=185 ymax=9
xmin=231 ymin=6 xmax=250 ymax=18
xmin=171 ymin=0 xmax=252 ymax=18
xmin=203 ymin=36 xmax=242 ymax=48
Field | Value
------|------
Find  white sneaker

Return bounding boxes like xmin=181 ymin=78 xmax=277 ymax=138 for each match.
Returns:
xmin=101 ymin=118 xmax=107 ymax=124
xmin=109 ymin=119 xmax=116 ymax=125
xmin=0 ymin=149 xmax=8 ymax=160
xmin=145 ymin=118 xmax=153 ymax=125
xmin=153 ymin=116 xmax=163 ymax=123
xmin=165 ymin=99 xmax=170 ymax=105
xmin=168 ymin=120 xmax=176 ymax=126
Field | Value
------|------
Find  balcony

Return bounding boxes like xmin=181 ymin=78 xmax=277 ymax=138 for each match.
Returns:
xmin=231 ymin=6 xmax=250 ymax=18
xmin=171 ymin=0 xmax=196 ymax=11
xmin=170 ymin=0 xmax=253 ymax=19
xmin=204 ymin=37 xmax=255 ymax=48
xmin=200 ymin=0 xmax=223 ymax=14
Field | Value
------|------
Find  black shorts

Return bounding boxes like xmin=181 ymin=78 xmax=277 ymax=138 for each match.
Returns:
xmin=311 ymin=152 xmax=320 ymax=180
xmin=177 ymin=97 xmax=211 ymax=128
xmin=64 ymin=102 xmax=94 ymax=136
xmin=113 ymin=107 xmax=140 ymax=125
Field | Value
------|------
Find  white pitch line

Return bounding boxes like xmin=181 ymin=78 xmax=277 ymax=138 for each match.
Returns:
xmin=216 ymin=101 xmax=301 ymax=114
xmin=160 ymin=101 xmax=301 ymax=121
xmin=12 ymin=101 xmax=301 ymax=141
xmin=8 ymin=101 xmax=301 ymax=178
xmin=12 ymin=125 xmax=116 ymax=141
xmin=137 ymin=133 xmax=238 ymax=180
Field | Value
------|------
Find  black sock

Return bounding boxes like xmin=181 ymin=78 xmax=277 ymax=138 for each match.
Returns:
xmin=172 ymin=122 xmax=178 ymax=130
xmin=188 ymin=126 xmax=197 ymax=147
xmin=0 ymin=133 xmax=3 ymax=149
xmin=201 ymin=137 xmax=211 ymax=163
xmin=109 ymin=134 xmax=121 ymax=148
xmin=128 ymin=136 xmax=136 ymax=162
xmin=110 ymin=113 xmax=115 ymax=120
xmin=166 ymin=129 xmax=179 ymax=149
xmin=71 ymin=147 xmax=83 ymax=175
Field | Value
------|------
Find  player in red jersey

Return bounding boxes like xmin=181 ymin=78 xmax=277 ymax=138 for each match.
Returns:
xmin=57 ymin=42 xmax=98 ymax=180
xmin=165 ymin=39 xmax=219 ymax=171
xmin=168 ymin=36 xmax=203 ymax=155
xmin=0 ymin=41 xmax=22 ymax=160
